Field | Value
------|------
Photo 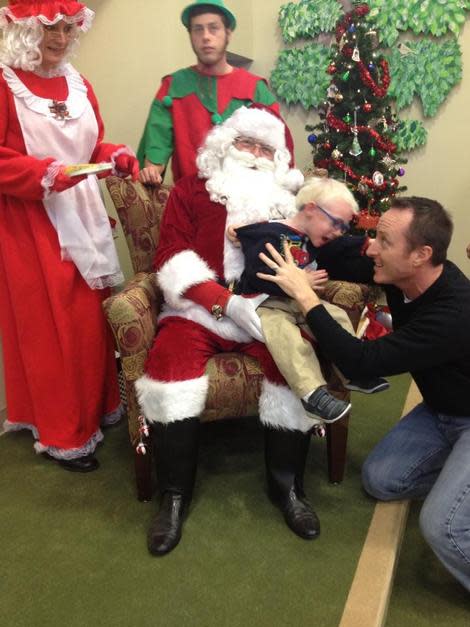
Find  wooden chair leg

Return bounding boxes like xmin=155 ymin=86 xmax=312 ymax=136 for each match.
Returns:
xmin=326 ymin=414 xmax=350 ymax=483
xmin=134 ymin=444 xmax=154 ymax=502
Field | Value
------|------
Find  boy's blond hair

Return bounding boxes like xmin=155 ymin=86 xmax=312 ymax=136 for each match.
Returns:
xmin=296 ymin=176 xmax=359 ymax=214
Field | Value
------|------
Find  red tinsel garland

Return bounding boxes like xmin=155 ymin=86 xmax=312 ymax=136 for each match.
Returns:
xmin=358 ymin=59 xmax=390 ymax=97
xmin=326 ymin=112 xmax=397 ymax=153
xmin=316 ymin=157 xmax=387 ymax=190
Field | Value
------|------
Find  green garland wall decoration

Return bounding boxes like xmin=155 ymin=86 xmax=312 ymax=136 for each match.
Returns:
xmin=388 ymin=39 xmax=463 ymax=116
xmin=279 ymin=0 xmax=343 ymax=43
xmin=391 ymin=119 xmax=428 ymax=152
xmin=367 ymin=0 xmax=470 ymax=47
xmin=270 ymin=44 xmax=332 ymax=107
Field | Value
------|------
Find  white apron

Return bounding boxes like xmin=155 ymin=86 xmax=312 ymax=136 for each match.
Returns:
xmin=2 ymin=63 xmax=123 ymax=289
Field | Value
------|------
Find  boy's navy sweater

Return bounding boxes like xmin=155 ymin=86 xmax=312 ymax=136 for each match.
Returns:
xmin=234 ymin=221 xmax=373 ymax=297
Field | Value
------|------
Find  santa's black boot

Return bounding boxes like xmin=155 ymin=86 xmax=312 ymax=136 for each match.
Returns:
xmin=264 ymin=425 xmax=320 ymax=540
xmin=147 ymin=417 xmax=199 ymax=556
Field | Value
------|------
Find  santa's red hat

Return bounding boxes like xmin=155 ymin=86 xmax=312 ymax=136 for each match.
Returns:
xmin=0 ymin=1 xmax=94 ymax=32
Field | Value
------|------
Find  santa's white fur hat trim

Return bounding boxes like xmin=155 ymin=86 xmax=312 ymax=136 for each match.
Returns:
xmin=222 ymin=106 xmax=286 ymax=151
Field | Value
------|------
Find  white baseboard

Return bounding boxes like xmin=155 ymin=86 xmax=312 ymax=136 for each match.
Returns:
xmin=0 ymin=406 xmax=7 ymax=435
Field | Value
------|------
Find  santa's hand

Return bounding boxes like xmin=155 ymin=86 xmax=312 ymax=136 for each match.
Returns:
xmin=226 ymin=224 xmax=243 ymax=247
xmin=225 ymin=294 xmax=266 ymax=342
xmin=114 ymin=154 xmax=140 ymax=181
xmin=52 ymin=168 xmax=86 ymax=192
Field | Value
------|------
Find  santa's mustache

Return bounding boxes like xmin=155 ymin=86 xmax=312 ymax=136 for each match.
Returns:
xmin=225 ymin=145 xmax=276 ymax=172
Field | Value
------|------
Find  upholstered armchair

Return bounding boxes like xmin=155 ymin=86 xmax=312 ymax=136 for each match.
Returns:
xmin=103 ymin=176 xmax=372 ymax=501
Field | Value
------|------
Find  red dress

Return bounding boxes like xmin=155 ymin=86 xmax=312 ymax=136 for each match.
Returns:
xmin=0 ymin=66 xmax=121 ymax=458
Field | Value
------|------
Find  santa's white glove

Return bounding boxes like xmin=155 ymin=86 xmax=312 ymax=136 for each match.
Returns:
xmin=225 ymin=294 xmax=267 ymax=343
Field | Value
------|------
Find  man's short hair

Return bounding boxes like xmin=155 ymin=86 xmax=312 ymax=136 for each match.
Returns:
xmin=296 ymin=176 xmax=359 ymax=214
xmin=390 ymin=196 xmax=453 ymax=265
xmin=187 ymin=5 xmax=231 ymax=29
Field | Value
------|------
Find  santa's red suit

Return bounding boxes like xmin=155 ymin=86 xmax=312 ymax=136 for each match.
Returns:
xmin=0 ymin=64 xmax=126 ymax=458
xmin=135 ymin=175 xmax=314 ymax=433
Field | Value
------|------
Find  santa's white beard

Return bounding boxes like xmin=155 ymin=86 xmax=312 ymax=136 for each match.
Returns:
xmin=205 ymin=146 xmax=297 ymax=283
xmin=206 ymin=146 xmax=297 ymax=224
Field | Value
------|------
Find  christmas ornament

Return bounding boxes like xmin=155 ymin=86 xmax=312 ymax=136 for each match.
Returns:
xmin=327 ymin=63 xmax=337 ymax=74
xmin=327 ymin=84 xmax=339 ymax=98
xmin=349 ymin=136 xmax=363 ymax=157
xmin=380 ymin=154 xmax=396 ymax=169
xmin=342 ymin=70 xmax=350 ymax=81
xmin=369 ymin=146 xmax=376 ymax=157
xmin=398 ymin=167 xmax=405 ymax=176
xmin=358 ymin=181 xmax=369 ymax=195
xmin=331 ymin=148 xmax=343 ymax=160
xmin=343 ymin=113 xmax=352 ymax=123
xmin=372 ymin=171 xmax=384 ymax=186
xmin=356 ymin=210 xmax=380 ymax=231
xmin=365 ymin=29 xmax=379 ymax=49
xmin=334 ymin=93 xmax=344 ymax=103
xmin=352 ymin=46 xmax=360 ymax=62
xmin=362 ymin=102 xmax=372 ymax=113
xmin=349 ymin=108 xmax=362 ymax=157
xmin=308 ymin=133 xmax=318 ymax=144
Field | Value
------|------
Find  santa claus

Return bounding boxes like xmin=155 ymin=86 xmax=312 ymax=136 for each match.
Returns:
xmin=135 ymin=106 xmax=321 ymax=556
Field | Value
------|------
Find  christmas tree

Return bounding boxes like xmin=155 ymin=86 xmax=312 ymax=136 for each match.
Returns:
xmin=306 ymin=3 xmax=407 ymax=234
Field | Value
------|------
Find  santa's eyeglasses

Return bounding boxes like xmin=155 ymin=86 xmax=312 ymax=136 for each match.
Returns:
xmin=314 ymin=203 xmax=350 ymax=235
xmin=234 ymin=136 xmax=275 ymax=159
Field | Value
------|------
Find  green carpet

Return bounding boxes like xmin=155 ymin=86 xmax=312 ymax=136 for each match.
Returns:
xmin=387 ymin=502 xmax=470 ymax=626
xmin=1 ymin=375 xmax=410 ymax=627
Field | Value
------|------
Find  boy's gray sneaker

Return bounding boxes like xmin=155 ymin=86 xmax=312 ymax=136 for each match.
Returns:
xmin=302 ymin=387 xmax=351 ymax=424
xmin=345 ymin=377 xmax=390 ymax=394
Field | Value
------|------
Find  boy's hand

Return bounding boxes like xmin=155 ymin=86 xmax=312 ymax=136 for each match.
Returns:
xmin=305 ymin=268 xmax=328 ymax=292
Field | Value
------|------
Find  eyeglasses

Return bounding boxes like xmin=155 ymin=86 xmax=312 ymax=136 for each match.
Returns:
xmin=43 ymin=24 xmax=75 ymax=39
xmin=315 ymin=203 xmax=350 ymax=235
xmin=234 ymin=136 xmax=275 ymax=159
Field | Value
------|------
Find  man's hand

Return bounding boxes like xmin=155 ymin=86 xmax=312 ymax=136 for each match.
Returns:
xmin=139 ymin=160 xmax=164 ymax=186
xmin=257 ymin=242 xmax=321 ymax=315
xmin=225 ymin=294 xmax=266 ymax=342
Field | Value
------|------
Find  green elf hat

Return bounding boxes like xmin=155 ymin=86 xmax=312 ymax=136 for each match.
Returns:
xmin=181 ymin=0 xmax=236 ymax=31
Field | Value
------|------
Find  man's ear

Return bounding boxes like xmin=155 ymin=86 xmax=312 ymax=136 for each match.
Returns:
xmin=413 ymin=245 xmax=433 ymax=266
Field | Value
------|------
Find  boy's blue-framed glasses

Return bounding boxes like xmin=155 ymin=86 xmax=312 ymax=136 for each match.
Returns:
xmin=314 ymin=203 xmax=350 ymax=235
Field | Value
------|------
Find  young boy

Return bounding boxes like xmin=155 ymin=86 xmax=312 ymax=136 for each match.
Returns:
xmin=230 ymin=176 xmax=389 ymax=424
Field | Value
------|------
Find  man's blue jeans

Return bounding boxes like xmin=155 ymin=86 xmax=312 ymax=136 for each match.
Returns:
xmin=362 ymin=402 xmax=470 ymax=591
